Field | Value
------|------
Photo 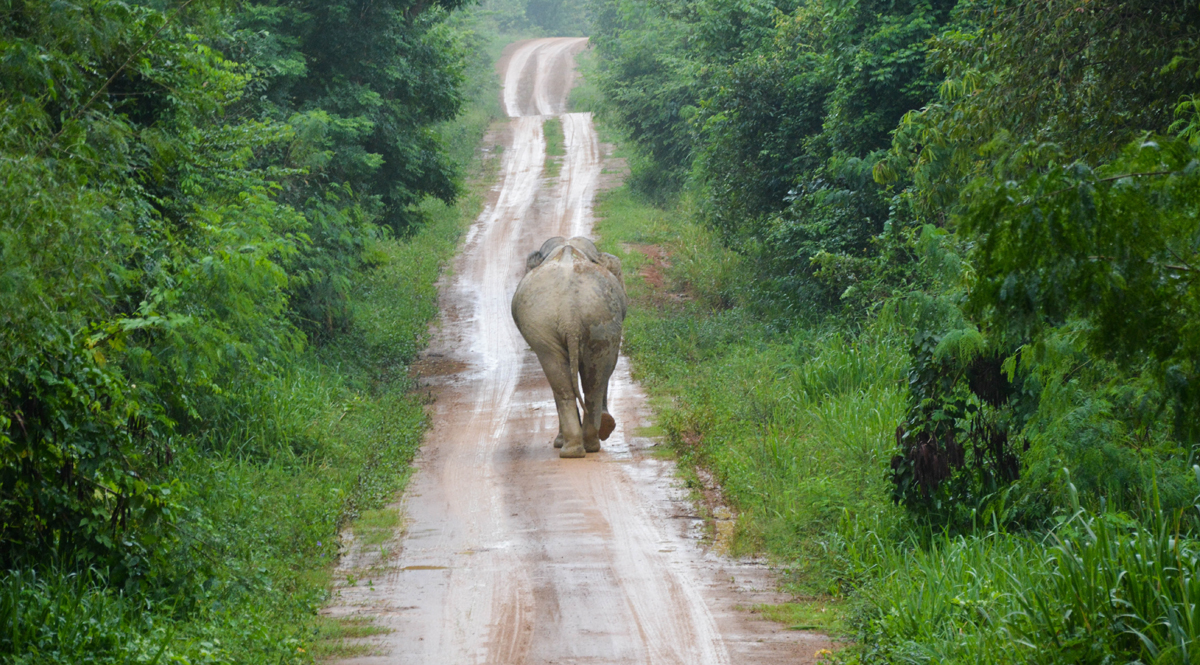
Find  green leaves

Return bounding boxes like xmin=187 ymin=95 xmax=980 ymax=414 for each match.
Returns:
xmin=0 ymin=0 xmax=328 ymax=569
xmin=0 ymin=0 xmax=477 ymax=659
xmin=227 ymin=0 xmax=472 ymax=337
xmin=963 ymin=136 xmax=1200 ymax=441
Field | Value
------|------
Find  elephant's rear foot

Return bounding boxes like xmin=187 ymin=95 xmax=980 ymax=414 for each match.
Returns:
xmin=584 ymin=439 xmax=601 ymax=454
xmin=553 ymin=432 xmax=565 ymax=448
xmin=599 ymin=412 xmax=616 ymax=441
xmin=559 ymin=441 xmax=586 ymax=458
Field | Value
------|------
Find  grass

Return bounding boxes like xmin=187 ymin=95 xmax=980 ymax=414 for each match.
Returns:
xmin=0 ymin=569 xmax=171 ymax=664
xmin=830 ymin=482 xmax=1200 ymax=664
xmin=593 ymin=185 xmax=907 ymax=570
xmin=309 ymin=616 xmax=390 ymax=660
xmin=354 ymin=508 xmax=403 ymax=547
xmin=567 ymin=47 xmax=604 ymax=115
xmin=544 ymin=116 xmax=564 ymax=179
xmin=751 ymin=600 xmax=848 ymax=635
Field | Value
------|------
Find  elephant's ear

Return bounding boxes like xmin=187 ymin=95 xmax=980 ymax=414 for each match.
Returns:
xmin=526 ymin=250 xmax=545 ymax=273
xmin=600 ymin=253 xmax=625 ymax=292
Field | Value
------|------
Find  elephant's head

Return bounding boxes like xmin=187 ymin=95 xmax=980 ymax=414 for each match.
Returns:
xmin=526 ymin=236 xmax=567 ymax=272
xmin=598 ymin=252 xmax=624 ymax=293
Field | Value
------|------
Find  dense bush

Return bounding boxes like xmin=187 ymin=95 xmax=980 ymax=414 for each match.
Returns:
xmin=0 ymin=0 xmax=496 ymax=659
xmin=226 ymin=0 xmax=472 ymax=338
xmin=589 ymin=0 xmax=1200 ymax=528
xmin=1 ymin=0 xmax=305 ymax=572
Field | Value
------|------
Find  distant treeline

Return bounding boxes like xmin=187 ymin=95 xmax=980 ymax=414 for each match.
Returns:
xmin=586 ymin=0 xmax=1200 ymax=525
xmin=473 ymin=0 xmax=589 ymax=36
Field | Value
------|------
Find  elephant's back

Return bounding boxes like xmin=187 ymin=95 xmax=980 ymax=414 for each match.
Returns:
xmin=511 ymin=250 xmax=625 ymax=337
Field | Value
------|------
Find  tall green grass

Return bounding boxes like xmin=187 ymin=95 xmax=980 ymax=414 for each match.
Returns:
xmin=0 ymin=569 xmax=172 ymax=664
xmin=842 ymin=474 xmax=1200 ymax=664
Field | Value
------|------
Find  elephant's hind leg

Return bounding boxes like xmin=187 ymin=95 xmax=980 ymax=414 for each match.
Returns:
xmin=579 ymin=351 xmax=618 ymax=454
xmin=579 ymin=373 xmax=602 ymax=454
xmin=554 ymin=399 xmax=586 ymax=458
xmin=533 ymin=349 xmax=586 ymax=458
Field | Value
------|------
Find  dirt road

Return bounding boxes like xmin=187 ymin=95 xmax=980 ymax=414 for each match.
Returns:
xmin=325 ymin=38 xmax=831 ymax=664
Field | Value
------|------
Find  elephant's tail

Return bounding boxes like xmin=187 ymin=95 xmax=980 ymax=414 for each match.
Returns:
xmin=567 ymin=330 xmax=584 ymax=414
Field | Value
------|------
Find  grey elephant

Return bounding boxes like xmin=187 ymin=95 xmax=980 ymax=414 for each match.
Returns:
xmin=511 ymin=236 xmax=628 ymax=458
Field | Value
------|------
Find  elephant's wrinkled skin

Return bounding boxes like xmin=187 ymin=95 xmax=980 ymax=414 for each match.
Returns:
xmin=512 ymin=236 xmax=628 ymax=458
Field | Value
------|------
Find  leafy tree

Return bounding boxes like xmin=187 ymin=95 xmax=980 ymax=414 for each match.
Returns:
xmin=963 ymin=137 xmax=1200 ymax=442
xmin=590 ymin=0 xmax=1200 ymax=525
xmin=683 ymin=0 xmax=958 ymax=314
xmin=0 ymin=0 xmax=474 ymax=575
xmin=692 ymin=8 xmax=830 ymax=245
xmin=0 ymin=0 xmax=307 ymax=570
xmin=228 ymin=0 xmax=471 ymax=337
xmin=588 ymin=0 xmax=700 ymax=198
xmin=880 ymin=0 xmax=1200 ymax=518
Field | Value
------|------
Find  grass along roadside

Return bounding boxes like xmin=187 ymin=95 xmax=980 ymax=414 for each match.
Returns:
xmin=593 ymin=186 xmax=907 ymax=565
xmin=749 ymin=600 xmax=848 ymax=634
xmin=591 ymin=153 xmax=1200 ymax=664
xmin=592 ymin=187 xmax=895 ymax=642
xmin=544 ymin=116 xmax=565 ymax=179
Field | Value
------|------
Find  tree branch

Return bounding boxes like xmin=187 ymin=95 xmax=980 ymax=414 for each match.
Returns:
xmin=1023 ymin=170 xmax=1179 ymax=206
xmin=1087 ymin=254 xmax=1196 ymax=273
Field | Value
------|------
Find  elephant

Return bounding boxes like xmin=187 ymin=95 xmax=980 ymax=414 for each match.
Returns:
xmin=511 ymin=236 xmax=628 ymax=458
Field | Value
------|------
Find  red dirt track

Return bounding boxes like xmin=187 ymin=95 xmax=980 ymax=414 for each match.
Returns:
xmin=324 ymin=38 xmax=832 ymax=665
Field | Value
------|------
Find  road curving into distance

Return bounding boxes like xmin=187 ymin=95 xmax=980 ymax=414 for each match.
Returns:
xmin=324 ymin=38 xmax=832 ymax=665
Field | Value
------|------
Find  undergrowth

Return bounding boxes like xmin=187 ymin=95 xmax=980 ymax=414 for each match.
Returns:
xmin=0 ymin=191 xmax=474 ymax=664
xmin=595 ymin=183 xmax=1200 ymax=663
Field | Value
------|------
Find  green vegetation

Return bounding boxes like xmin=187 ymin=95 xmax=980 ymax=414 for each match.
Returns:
xmin=544 ymin=116 xmax=565 ymax=179
xmin=0 ymin=0 xmax=525 ymax=660
xmin=587 ymin=0 xmax=1200 ymax=661
xmin=595 ymin=188 xmax=906 ymax=582
xmin=752 ymin=600 xmax=846 ymax=634
xmin=308 ymin=616 xmax=390 ymax=661
xmin=0 ymin=170 xmax=475 ymax=664
xmin=464 ymin=0 xmax=587 ymax=41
